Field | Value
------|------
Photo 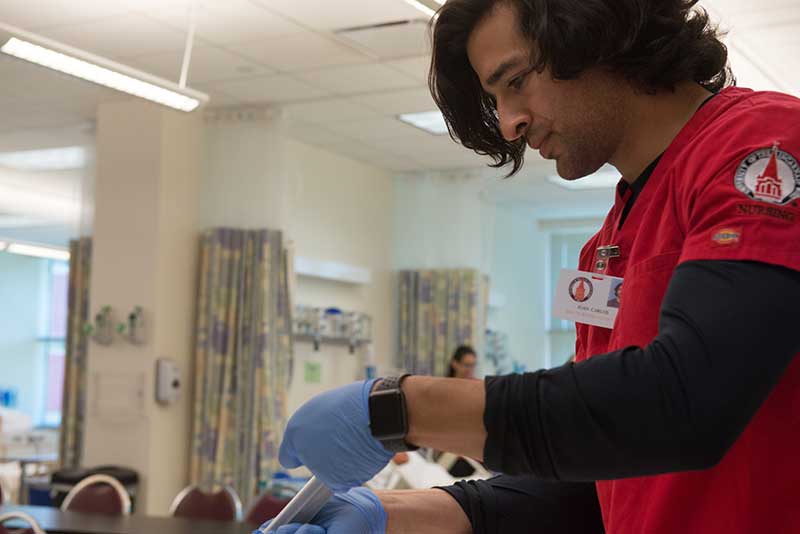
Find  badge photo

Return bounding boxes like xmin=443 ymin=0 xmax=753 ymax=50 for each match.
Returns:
xmin=734 ymin=142 xmax=800 ymax=205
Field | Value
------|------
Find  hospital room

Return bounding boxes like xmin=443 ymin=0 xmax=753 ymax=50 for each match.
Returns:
xmin=0 ymin=1 xmax=797 ymax=533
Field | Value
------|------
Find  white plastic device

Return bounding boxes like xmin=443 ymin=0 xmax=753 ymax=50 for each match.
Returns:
xmin=156 ymin=358 xmax=181 ymax=405
xmin=257 ymin=476 xmax=332 ymax=533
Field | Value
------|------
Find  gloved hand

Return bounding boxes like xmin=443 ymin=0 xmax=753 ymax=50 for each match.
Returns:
xmin=279 ymin=380 xmax=393 ymax=492
xmin=260 ymin=487 xmax=386 ymax=534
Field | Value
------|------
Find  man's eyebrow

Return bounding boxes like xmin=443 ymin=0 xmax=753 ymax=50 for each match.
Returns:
xmin=486 ymin=56 xmax=525 ymax=86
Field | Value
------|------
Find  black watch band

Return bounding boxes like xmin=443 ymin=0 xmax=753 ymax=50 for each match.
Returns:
xmin=369 ymin=374 xmax=419 ymax=453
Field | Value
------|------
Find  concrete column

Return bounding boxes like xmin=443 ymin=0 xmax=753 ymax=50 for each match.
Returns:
xmin=82 ymin=99 xmax=202 ymax=515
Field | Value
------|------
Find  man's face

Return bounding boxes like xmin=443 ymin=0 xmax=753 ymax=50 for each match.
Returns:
xmin=466 ymin=3 xmax=629 ymax=179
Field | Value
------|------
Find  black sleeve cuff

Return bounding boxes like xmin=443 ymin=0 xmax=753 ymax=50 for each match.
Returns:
xmin=437 ymin=476 xmax=604 ymax=534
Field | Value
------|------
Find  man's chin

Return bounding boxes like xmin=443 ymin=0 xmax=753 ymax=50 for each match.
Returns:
xmin=555 ymin=158 xmax=605 ymax=181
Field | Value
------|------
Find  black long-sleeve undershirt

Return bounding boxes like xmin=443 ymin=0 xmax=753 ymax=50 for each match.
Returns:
xmin=440 ymin=259 xmax=800 ymax=533
xmin=439 ymin=476 xmax=604 ymax=534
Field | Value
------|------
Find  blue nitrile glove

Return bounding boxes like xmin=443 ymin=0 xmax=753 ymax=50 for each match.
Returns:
xmin=279 ymin=380 xmax=393 ymax=492
xmin=258 ymin=487 xmax=386 ymax=534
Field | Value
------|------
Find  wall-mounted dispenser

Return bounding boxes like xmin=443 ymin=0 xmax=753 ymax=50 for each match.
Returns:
xmin=85 ymin=306 xmax=114 ymax=345
xmin=155 ymin=358 xmax=181 ymax=405
xmin=117 ymin=306 xmax=145 ymax=345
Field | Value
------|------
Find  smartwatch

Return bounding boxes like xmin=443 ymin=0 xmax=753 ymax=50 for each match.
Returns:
xmin=368 ymin=375 xmax=419 ymax=453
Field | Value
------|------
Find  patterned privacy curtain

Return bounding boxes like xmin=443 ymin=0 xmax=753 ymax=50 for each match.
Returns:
xmin=59 ymin=237 xmax=92 ymax=468
xmin=397 ymin=269 xmax=488 ymax=376
xmin=190 ymin=228 xmax=292 ymax=504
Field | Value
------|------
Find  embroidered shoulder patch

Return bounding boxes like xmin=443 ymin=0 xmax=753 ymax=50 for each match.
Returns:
xmin=734 ymin=142 xmax=800 ymax=205
xmin=712 ymin=227 xmax=741 ymax=246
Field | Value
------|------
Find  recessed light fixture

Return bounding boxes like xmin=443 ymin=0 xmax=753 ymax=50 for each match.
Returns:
xmin=398 ymin=110 xmax=449 ymax=135
xmin=5 ymin=242 xmax=70 ymax=261
xmin=546 ymin=166 xmax=620 ymax=190
xmin=0 ymin=146 xmax=86 ymax=172
xmin=0 ymin=22 xmax=208 ymax=112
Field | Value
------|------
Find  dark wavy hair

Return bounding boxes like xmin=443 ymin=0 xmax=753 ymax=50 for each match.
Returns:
xmin=448 ymin=345 xmax=477 ymax=377
xmin=429 ymin=0 xmax=733 ymax=176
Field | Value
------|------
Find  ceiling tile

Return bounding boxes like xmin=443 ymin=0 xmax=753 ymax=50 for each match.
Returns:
xmin=384 ymin=55 xmax=431 ymax=83
xmin=323 ymin=116 xmax=421 ymax=142
xmin=125 ymin=46 xmax=273 ymax=85
xmin=286 ymin=121 xmax=347 ymax=148
xmin=232 ymin=32 xmax=371 ymax=71
xmin=412 ymin=138 xmax=492 ymax=170
xmin=38 ymin=13 xmax=190 ymax=59
xmin=210 ymin=74 xmax=330 ymax=103
xmin=115 ymin=0 xmax=193 ymax=10
xmin=292 ymin=63 xmax=420 ymax=95
xmin=0 ymin=108 xmax=89 ymax=133
xmin=0 ymin=0 xmax=131 ymax=30
xmin=353 ymin=87 xmax=436 ymax=115
xmin=703 ymin=0 xmax=799 ymax=19
xmin=361 ymin=128 xmax=449 ymax=154
xmin=0 ymin=123 xmax=95 ymax=153
xmin=192 ymin=84 xmax=244 ymax=107
xmin=143 ymin=0 xmax=304 ymax=45
xmin=253 ymin=0 xmax=425 ymax=31
xmin=413 ymin=152 xmax=491 ymax=171
xmin=0 ymin=59 xmax=124 ymax=113
xmin=321 ymin=140 xmax=423 ymax=172
xmin=335 ymin=19 xmax=430 ymax=60
xmin=281 ymin=98 xmax=382 ymax=124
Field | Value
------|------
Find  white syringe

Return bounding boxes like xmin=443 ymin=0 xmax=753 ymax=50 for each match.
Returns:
xmin=256 ymin=476 xmax=333 ymax=533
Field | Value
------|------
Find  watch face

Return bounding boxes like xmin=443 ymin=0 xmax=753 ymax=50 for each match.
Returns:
xmin=369 ymin=390 xmax=407 ymax=440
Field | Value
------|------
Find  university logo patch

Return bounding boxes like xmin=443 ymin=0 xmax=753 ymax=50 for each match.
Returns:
xmin=568 ymin=276 xmax=593 ymax=303
xmin=734 ymin=142 xmax=800 ymax=205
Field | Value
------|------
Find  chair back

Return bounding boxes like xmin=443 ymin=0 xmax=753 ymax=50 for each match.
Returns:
xmin=169 ymin=485 xmax=242 ymax=522
xmin=61 ymin=474 xmax=131 ymax=516
xmin=0 ymin=510 xmax=46 ymax=534
xmin=244 ymin=493 xmax=290 ymax=526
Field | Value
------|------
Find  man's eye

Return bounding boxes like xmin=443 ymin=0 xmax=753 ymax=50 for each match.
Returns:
xmin=509 ymin=67 xmax=534 ymax=90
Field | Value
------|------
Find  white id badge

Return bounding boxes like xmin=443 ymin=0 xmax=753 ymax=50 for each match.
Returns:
xmin=553 ymin=269 xmax=624 ymax=329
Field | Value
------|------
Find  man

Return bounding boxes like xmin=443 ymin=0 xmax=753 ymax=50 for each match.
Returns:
xmin=266 ymin=1 xmax=800 ymax=533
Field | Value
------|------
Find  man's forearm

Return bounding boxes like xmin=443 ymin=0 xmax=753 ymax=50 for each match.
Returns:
xmin=402 ymin=376 xmax=487 ymax=460
xmin=380 ymin=489 xmax=471 ymax=534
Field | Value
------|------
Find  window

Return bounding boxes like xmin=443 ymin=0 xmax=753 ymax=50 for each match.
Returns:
xmin=545 ymin=230 xmax=595 ymax=367
xmin=0 ymin=251 xmax=68 ymax=427
xmin=38 ymin=260 xmax=69 ymax=426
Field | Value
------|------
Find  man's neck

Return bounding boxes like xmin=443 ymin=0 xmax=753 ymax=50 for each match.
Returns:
xmin=611 ymin=81 xmax=713 ymax=183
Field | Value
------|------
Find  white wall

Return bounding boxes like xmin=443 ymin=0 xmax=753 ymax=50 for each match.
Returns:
xmin=201 ymin=112 xmax=394 ymax=413
xmin=393 ymin=172 xmax=495 ymax=273
xmin=284 ymin=139 xmax=394 ymax=412
xmin=487 ymin=205 xmax=547 ymax=371
xmin=392 ymin=169 xmax=612 ymax=374
xmin=83 ymin=100 xmax=202 ymax=516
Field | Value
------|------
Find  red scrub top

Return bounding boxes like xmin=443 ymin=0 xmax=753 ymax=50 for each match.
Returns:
xmin=575 ymin=87 xmax=800 ymax=534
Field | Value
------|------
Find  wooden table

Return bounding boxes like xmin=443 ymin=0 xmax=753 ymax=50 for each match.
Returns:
xmin=0 ymin=505 xmax=255 ymax=534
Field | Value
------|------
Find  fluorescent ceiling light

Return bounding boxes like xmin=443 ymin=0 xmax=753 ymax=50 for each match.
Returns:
xmin=6 ymin=242 xmax=70 ymax=261
xmin=0 ymin=146 xmax=86 ymax=171
xmin=0 ymin=22 xmax=208 ymax=112
xmin=402 ymin=0 xmax=437 ymax=16
xmin=398 ymin=110 xmax=449 ymax=135
xmin=546 ymin=166 xmax=620 ymax=190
